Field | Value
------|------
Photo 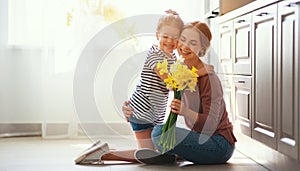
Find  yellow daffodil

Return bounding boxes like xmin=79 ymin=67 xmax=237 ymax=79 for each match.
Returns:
xmin=191 ymin=66 xmax=199 ymax=77
xmin=162 ymin=60 xmax=198 ymax=92
xmin=163 ymin=76 xmax=175 ymax=90
xmin=156 ymin=59 xmax=168 ymax=75
xmin=156 ymin=58 xmax=199 ymax=153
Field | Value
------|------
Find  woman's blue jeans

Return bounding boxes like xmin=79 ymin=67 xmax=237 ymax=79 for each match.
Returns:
xmin=151 ymin=125 xmax=235 ymax=164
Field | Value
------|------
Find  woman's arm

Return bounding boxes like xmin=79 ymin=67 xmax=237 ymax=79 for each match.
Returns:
xmin=170 ymin=74 xmax=224 ymax=133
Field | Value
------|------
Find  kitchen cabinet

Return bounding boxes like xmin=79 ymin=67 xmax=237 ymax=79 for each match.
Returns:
xmin=218 ymin=13 xmax=254 ymax=138
xmin=277 ymin=0 xmax=299 ymax=159
xmin=252 ymin=4 xmax=278 ymax=149
xmin=219 ymin=0 xmax=255 ymax=15
xmin=232 ymin=13 xmax=253 ymax=137
xmin=218 ymin=0 xmax=300 ymax=163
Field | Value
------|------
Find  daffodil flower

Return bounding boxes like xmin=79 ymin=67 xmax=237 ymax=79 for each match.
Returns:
xmin=156 ymin=59 xmax=169 ymax=75
xmin=156 ymin=58 xmax=199 ymax=153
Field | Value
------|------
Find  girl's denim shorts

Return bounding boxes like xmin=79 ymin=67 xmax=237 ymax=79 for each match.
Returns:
xmin=128 ymin=117 xmax=154 ymax=132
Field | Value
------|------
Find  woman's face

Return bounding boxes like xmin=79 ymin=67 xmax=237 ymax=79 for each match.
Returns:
xmin=177 ymin=27 xmax=201 ymax=60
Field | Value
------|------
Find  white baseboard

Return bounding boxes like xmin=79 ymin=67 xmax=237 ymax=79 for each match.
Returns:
xmin=42 ymin=122 xmax=71 ymax=139
xmin=77 ymin=122 xmax=134 ymax=138
xmin=0 ymin=123 xmax=42 ymax=137
xmin=42 ymin=122 xmax=134 ymax=138
xmin=0 ymin=122 xmax=133 ymax=139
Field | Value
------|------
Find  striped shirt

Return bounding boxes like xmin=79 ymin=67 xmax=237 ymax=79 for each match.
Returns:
xmin=129 ymin=45 xmax=176 ymax=125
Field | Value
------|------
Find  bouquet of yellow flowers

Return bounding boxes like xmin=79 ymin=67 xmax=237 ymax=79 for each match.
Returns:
xmin=156 ymin=58 xmax=199 ymax=153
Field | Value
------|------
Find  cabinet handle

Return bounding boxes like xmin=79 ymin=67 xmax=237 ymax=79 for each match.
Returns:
xmin=257 ymin=12 xmax=269 ymax=16
xmin=222 ymin=25 xmax=229 ymax=29
xmin=212 ymin=11 xmax=219 ymax=15
xmin=235 ymin=80 xmax=245 ymax=84
xmin=236 ymin=19 xmax=245 ymax=23
xmin=285 ymin=3 xmax=296 ymax=7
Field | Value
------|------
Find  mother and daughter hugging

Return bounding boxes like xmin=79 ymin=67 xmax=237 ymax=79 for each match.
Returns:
xmin=75 ymin=9 xmax=236 ymax=166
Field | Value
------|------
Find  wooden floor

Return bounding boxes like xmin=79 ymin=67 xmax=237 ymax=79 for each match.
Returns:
xmin=0 ymin=136 xmax=269 ymax=171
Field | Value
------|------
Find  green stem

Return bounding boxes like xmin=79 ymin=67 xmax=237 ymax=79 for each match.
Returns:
xmin=159 ymin=89 xmax=182 ymax=153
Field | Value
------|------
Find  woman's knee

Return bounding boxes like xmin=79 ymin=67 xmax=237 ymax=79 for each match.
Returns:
xmin=151 ymin=125 xmax=163 ymax=137
xmin=151 ymin=125 xmax=163 ymax=147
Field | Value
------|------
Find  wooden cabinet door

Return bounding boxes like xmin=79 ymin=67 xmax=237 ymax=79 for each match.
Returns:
xmin=233 ymin=14 xmax=252 ymax=75
xmin=252 ymin=4 xmax=277 ymax=149
xmin=234 ymin=76 xmax=252 ymax=137
xmin=219 ymin=74 xmax=234 ymax=122
xmin=277 ymin=0 xmax=299 ymax=160
xmin=219 ymin=20 xmax=233 ymax=74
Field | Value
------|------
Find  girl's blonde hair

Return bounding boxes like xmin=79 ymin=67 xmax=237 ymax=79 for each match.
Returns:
xmin=183 ymin=21 xmax=212 ymax=57
xmin=156 ymin=9 xmax=184 ymax=32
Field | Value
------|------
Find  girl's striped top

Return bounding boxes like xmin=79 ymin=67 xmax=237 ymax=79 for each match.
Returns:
xmin=129 ymin=45 xmax=176 ymax=125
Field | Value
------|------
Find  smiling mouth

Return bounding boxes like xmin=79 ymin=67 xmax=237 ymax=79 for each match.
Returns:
xmin=179 ymin=48 xmax=192 ymax=55
xmin=164 ymin=44 xmax=174 ymax=49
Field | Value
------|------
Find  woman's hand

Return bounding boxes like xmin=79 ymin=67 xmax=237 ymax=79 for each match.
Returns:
xmin=170 ymin=99 xmax=186 ymax=115
xmin=122 ymin=100 xmax=133 ymax=122
xmin=171 ymin=98 xmax=198 ymax=129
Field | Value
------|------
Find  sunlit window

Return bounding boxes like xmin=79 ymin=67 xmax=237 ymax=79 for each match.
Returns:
xmin=8 ymin=0 xmax=45 ymax=47
xmin=8 ymin=0 xmax=203 ymax=47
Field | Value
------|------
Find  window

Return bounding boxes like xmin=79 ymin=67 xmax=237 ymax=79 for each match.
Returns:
xmin=8 ymin=0 xmax=45 ymax=47
xmin=7 ymin=0 xmax=202 ymax=73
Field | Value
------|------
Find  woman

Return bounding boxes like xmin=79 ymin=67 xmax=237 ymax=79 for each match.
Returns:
xmin=125 ymin=21 xmax=236 ymax=165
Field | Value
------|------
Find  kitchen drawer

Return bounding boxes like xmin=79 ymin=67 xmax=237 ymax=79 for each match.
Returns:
xmin=233 ymin=76 xmax=251 ymax=89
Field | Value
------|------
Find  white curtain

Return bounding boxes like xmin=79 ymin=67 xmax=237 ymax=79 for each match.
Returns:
xmin=4 ymin=0 xmax=112 ymax=138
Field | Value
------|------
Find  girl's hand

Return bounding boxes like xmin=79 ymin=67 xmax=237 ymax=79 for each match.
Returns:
xmin=205 ymin=64 xmax=214 ymax=74
xmin=122 ymin=100 xmax=133 ymax=122
xmin=197 ymin=64 xmax=215 ymax=77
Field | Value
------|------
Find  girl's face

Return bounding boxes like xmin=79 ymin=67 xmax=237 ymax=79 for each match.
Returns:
xmin=177 ymin=27 xmax=202 ymax=60
xmin=156 ymin=25 xmax=181 ymax=54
